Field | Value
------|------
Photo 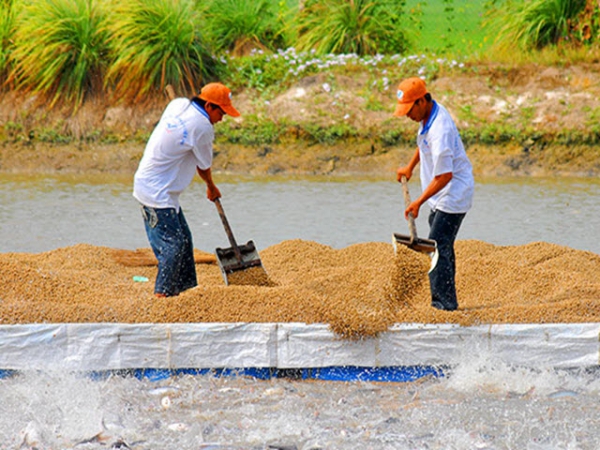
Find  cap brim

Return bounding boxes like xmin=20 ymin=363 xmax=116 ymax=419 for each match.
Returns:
xmin=393 ymin=101 xmax=414 ymax=117
xmin=222 ymin=104 xmax=240 ymax=117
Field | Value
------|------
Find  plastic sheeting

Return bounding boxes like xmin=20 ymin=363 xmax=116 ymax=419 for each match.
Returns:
xmin=1 ymin=323 xmax=599 ymax=376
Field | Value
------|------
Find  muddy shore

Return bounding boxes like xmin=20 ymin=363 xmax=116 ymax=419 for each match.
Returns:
xmin=1 ymin=139 xmax=599 ymax=179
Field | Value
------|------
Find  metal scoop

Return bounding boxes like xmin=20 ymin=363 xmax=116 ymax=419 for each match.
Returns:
xmin=214 ymin=198 xmax=266 ymax=285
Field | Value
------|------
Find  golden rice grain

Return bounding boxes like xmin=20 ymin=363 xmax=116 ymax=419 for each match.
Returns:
xmin=1 ymin=239 xmax=599 ymax=337
xmin=222 ymin=265 xmax=274 ymax=287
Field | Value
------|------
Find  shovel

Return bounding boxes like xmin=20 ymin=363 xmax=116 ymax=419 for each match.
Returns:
xmin=214 ymin=198 xmax=266 ymax=285
xmin=393 ymin=176 xmax=438 ymax=255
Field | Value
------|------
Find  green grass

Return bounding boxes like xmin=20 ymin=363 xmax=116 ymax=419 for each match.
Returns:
xmin=4 ymin=0 xmax=598 ymax=114
xmin=400 ymin=0 xmax=494 ymax=56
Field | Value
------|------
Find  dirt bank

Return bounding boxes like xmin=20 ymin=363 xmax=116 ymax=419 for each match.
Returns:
xmin=2 ymin=62 xmax=600 ymax=177
xmin=2 ymin=240 xmax=600 ymax=337
xmin=1 ymin=139 xmax=597 ymax=179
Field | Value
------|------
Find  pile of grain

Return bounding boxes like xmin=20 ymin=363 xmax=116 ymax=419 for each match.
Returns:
xmin=1 ymin=239 xmax=600 ymax=337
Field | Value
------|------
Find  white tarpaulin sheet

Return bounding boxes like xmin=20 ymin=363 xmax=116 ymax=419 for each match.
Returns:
xmin=0 ymin=322 xmax=599 ymax=371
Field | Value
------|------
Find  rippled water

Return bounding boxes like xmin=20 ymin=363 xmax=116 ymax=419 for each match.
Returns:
xmin=1 ymin=174 xmax=599 ymax=255
xmin=2 ymin=346 xmax=599 ymax=449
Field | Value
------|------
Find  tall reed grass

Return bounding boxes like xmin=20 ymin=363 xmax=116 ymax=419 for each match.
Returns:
xmin=103 ymin=0 xmax=220 ymax=103
xmin=8 ymin=0 xmax=108 ymax=107
xmin=488 ymin=0 xmax=587 ymax=50
xmin=199 ymin=0 xmax=286 ymax=55
xmin=0 ymin=0 xmax=17 ymax=83
xmin=292 ymin=0 xmax=410 ymax=55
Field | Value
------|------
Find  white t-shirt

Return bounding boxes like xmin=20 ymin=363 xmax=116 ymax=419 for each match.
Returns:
xmin=133 ymin=98 xmax=214 ymax=211
xmin=417 ymin=101 xmax=474 ymax=214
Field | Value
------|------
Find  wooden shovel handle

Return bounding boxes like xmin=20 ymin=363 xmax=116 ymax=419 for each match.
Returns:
xmin=400 ymin=176 xmax=418 ymax=243
xmin=214 ymin=198 xmax=243 ymax=262
xmin=165 ymin=84 xmax=176 ymax=100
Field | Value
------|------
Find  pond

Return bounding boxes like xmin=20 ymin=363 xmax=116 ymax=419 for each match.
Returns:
xmin=1 ymin=174 xmax=599 ymax=255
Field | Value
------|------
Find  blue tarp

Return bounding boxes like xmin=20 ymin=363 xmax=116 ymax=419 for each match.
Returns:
xmin=83 ymin=365 xmax=448 ymax=383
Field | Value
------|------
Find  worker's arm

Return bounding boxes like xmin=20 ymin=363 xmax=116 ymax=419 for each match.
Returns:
xmin=396 ymin=148 xmax=420 ymax=182
xmin=197 ymin=167 xmax=221 ymax=201
xmin=405 ymin=172 xmax=453 ymax=219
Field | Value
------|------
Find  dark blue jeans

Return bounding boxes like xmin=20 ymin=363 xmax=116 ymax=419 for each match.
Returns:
xmin=141 ymin=205 xmax=197 ymax=296
xmin=428 ymin=209 xmax=466 ymax=311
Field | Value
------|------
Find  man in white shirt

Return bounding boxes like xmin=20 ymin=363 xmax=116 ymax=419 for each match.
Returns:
xmin=133 ymin=82 xmax=240 ymax=297
xmin=394 ymin=77 xmax=474 ymax=311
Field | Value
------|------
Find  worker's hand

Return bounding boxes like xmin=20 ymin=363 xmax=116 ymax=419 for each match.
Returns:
xmin=405 ymin=200 xmax=421 ymax=219
xmin=206 ymin=185 xmax=221 ymax=202
xmin=396 ymin=166 xmax=412 ymax=183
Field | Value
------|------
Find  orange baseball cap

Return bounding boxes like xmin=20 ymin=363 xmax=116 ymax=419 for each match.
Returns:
xmin=199 ymin=82 xmax=241 ymax=117
xmin=394 ymin=77 xmax=427 ymax=117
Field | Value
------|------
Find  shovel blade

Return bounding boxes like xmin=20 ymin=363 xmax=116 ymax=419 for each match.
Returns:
xmin=392 ymin=232 xmax=437 ymax=255
xmin=215 ymin=240 xmax=267 ymax=286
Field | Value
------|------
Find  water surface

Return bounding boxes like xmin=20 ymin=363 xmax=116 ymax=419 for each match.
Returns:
xmin=1 ymin=346 xmax=599 ymax=449
xmin=1 ymin=174 xmax=598 ymax=255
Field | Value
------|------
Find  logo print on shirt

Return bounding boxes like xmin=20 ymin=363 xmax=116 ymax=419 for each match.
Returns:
xmin=164 ymin=117 xmax=178 ymax=134
xmin=163 ymin=117 xmax=188 ymax=145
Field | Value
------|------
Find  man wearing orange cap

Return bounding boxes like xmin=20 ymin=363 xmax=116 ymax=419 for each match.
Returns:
xmin=133 ymin=82 xmax=240 ymax=297
xmin=394 ymin=77 xmax=474 ymax=311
